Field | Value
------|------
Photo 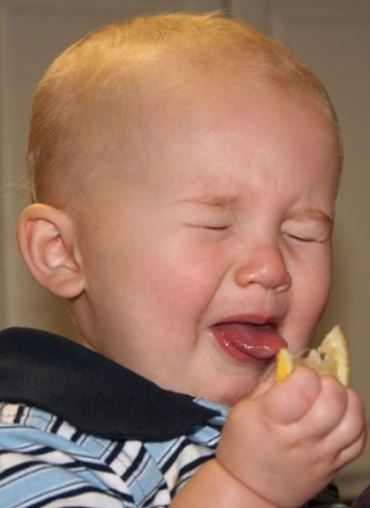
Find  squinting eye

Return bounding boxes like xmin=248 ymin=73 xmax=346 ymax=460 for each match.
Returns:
xmin=283 ymin=218 xmax=332 ymax=244
xmin=285 ymin=231 xmax=329 ymax=244
xmin=287 ymin=233 xmax=317 ymax=243
xmin=203 ymin=225 xmax=230 ymax=231
xmin=185 ymin=223 xmax=231 ymax=231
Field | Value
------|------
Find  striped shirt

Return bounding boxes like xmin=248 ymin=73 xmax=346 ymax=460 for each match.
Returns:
xmin=0 ymin=328 xmax=348 ymax=507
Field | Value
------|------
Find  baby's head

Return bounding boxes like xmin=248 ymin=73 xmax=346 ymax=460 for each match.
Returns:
xmin=19 ymin=13 xmax=343 ymax=405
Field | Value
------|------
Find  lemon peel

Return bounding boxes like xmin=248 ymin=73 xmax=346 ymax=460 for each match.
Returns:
xmin=276 ymin=325 xmax=350 ymax=386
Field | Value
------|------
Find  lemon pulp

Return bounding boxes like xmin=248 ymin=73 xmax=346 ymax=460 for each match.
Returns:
xmin=276 ymin=325 xmax=350 ymax=386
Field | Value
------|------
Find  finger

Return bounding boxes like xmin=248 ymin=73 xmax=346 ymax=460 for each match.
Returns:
xmin=330 ymin=389 xmax=367 ymax=453
xmin=303 ymin=376 xmax=348 ymax=439
xmin=261 ymin=365 xmax=321 ymax=424
xmin=335 ymin=430 xmax=367 ymax=469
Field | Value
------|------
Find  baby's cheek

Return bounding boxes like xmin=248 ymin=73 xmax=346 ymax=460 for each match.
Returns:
xmin=152 ymin=240 xmax=227 ymax=308
xmin=287 ymin=261 xmax=331 ymax=347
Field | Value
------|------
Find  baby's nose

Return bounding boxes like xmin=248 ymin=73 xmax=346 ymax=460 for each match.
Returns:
xmin=234 ymin=244 xmax=291 ymax=292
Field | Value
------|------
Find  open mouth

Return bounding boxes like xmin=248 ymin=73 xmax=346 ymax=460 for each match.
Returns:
xmin=211 ymin=318 xmax=287 ymax=365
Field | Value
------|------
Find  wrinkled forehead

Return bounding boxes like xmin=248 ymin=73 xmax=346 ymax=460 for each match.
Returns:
xmin=50 ymin=52 xmax=342 ymax=212
xmin=102 ymin=45 xmax=340 ymax=143
xmin=112 ymin=60 xmax=340 ymax=149
xmin=90 ymin=69 xmax=341 ymax=190
xmin=67 ymin=73 xmax=341 ymax=239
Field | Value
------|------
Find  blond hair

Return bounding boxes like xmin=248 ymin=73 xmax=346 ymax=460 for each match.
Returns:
xmin=27 ymin=12 xmax=340 ymax=204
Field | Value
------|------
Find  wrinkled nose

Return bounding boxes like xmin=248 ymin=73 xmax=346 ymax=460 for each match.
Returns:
xmin=234 ymin=245 xmax=291 ymax=292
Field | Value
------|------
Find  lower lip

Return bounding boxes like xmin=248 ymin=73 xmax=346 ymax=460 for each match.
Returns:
xmin=215 ymin=336 xmax=271 ymax=365
xmin=211 ymin=323 xmax=282 ymax=366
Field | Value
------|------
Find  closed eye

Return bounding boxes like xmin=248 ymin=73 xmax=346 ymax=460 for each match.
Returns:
xmin=284 ymin=229 xmax=330 ymax=244
xmin=283 ymin=216 xmax=332 ymax=244
xmin=186 ymin=223 xmax=231 ymax=231
xmin=203 ymin=225 xmax=230 ymax=231
xmin=179 ymin=195 xmax=237 ymax=233
xmin=286 ymin=233 xmax=319 ymax=243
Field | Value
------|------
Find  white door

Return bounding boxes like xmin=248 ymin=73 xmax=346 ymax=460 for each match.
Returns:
xmin=1 ymin=0 xmax=369 ymax=500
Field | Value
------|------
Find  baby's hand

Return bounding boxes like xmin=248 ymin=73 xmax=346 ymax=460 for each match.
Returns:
xmin=216 ymin=366 xmax=366 ymax=508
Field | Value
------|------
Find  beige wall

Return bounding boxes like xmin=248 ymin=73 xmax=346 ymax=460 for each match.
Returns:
xmin=0 ymin=0 xmax=369 ymax=499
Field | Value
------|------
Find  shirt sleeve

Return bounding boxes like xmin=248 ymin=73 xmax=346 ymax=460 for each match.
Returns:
xmin=0 ymin=448 xmax=134 ymax=507
xmin=0 ymin=414 xmax=139 ymax=508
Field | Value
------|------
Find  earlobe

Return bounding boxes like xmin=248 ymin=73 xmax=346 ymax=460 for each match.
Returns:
xmin=17 ymin=203 xmax=85 ymax=299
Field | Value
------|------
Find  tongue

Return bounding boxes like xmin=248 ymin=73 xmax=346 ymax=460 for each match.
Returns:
xmin=213 ymin=323 xmax=287 ymax=359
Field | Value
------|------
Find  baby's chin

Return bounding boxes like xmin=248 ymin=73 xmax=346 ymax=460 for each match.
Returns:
xmin=194 ymin=375 xmax=265 ymax=407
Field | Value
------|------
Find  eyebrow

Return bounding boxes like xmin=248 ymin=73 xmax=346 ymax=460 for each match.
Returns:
xmin=179 ymin=197 xmax=333 ymax=227
xmin=178 ymin=194 xmax=239 ymax=208
xmin=288 ymin=209 xmax=333 ymax=226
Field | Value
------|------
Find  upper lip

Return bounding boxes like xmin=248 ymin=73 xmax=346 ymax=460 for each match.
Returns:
xmin=214 ymin=313 xmax=282 ymax=327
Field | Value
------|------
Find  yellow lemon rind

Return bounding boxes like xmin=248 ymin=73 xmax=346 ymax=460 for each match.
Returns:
xmin=276 ymin=347 xmax=294 ymax=382
xmin=276 ymin=326 xmax=350 ymax=386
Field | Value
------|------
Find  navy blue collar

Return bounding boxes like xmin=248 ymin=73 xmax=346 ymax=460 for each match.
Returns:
xmin=0 ymin=327 xmax=216 ymax=441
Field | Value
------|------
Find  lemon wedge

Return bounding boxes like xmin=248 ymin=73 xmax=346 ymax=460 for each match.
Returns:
xmin=276 ymin=325 xmax=350 ymax=386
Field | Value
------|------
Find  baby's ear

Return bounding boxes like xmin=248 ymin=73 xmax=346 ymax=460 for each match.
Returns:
xmin=17 ymin=204 xmax=85 ymax=299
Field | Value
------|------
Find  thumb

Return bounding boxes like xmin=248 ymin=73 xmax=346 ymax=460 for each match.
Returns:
xmin=259 ymin=366 xmax=321 ymax=424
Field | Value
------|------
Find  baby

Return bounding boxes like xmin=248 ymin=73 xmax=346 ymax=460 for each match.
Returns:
xmin=0 ymin=12 xmax=365 ymax=507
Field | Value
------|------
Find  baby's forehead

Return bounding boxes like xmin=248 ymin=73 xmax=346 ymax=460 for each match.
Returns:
xmin=28 ymin=14 xmax=340 ymax=206
xmin=57 ymin=75 xmax=341 ymax=220
xmin=87 ymin=42 xmax=335 ymax=136
xmin=98 ymin=73 xmax=340 ymax=167
xmin=81 ymin=62 xmax=339 ymax=157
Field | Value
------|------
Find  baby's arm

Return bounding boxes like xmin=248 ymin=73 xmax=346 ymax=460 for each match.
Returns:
xmin=171 ymin=456 xmax=278 ymax=508
xmin=172 ymin=367 xmax=366 ymax=508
